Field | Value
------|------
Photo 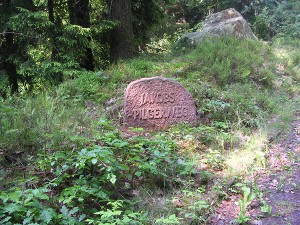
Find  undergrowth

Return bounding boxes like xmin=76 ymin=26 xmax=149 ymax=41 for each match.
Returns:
xmin=1 ymin=36 xmax=300 ymax=224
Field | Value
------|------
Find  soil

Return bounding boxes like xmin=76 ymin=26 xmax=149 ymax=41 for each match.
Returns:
xmin=209 ymin=113 xmax=300 ymax=225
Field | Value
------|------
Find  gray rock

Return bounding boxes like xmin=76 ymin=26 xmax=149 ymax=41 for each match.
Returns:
xmin=179 ymin=8 xmax=257 ymax=47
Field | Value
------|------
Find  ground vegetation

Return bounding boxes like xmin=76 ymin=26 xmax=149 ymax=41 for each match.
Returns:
xmin=1 ymin=0 xmax=300 ymax=224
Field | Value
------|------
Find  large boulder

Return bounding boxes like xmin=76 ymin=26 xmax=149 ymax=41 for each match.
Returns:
xmin=179 ymin=8 xmax=257 ymax=47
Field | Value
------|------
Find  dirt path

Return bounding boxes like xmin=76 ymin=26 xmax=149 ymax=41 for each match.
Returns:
xmin=255 ymin=113 xmax=300 ymax=225
xmin=209 ymin=113 xmax=300 ymax=225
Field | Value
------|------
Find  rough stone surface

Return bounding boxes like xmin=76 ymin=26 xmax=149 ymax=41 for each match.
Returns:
xmin=123 ymin=77 xmax=198 ymax=129
xmin=179 ymin=8 xmax=257 ymax=47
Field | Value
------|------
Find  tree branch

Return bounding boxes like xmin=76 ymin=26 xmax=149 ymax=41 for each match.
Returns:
xmin=0 ymin=31 xmax=39 ymax=38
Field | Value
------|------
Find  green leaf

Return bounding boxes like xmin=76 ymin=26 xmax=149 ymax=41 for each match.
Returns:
xmin=79 ymin=214 xmax=86 ymax=222
xmin=40 ymin=208 xmax=55 ymax=223
xmin=95 ymin=209 xmax=122 ymax=218
xmin=135 ymin=171 xmax=142 ymax=177
xmin=32 ymin=199 xmax=42 ymax=210
xmin=107 ymin=174 xmax=117 ymax=185
xmin=3 ymin=203 xmax=22 ymax=214
xmin=241 ymin=186 xmax=250 ymax=195
xmin=113 ymin=140 xmax=128 ymax=148
xmin=32 ymin=189 xmax=39 ymax=196
xmin=117 ymin=164 xmax=129 ymax=171
xmin=31 ymin=188 xmax=49 ymax=200
xmin=23 ymin=216 xmax=33 ymax=224
xmin=154 ymin=150 xmax=160 ymax=156
xmin=155 ymin=214 xmax=180 ymax=224
xmin=122 ymin=216 xmax=132 ymax=223
xmin=0 ymin=192 xmax=9 ymax=203
xmin=69 ymin=207 xmax=79 ymax=216
xmin=8 ymin=190 xmax=22 ymax=202
xmin=91 ymin=158 xmax=98 ymax=164
xmin=1 ymin=217 xmax=12 ymax=223
xmin=60 ymin=205 xmax=68 ymax=216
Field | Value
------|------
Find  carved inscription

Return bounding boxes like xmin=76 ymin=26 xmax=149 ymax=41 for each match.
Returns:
xmin=124 ymin=77 xmax=198 ymax=129
xmin=129 ymin=105 xmax=189 ymax=120
xmin=140 ymin=92 xmax=175 ymax=106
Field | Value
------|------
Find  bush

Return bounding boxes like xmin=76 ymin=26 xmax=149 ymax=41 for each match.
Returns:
xmin=61 ymin=70 xmax=111 ymax=102
xmin=182 ymin=37 xmax=275 ymax=87
xmin=254 ymin=1 xmax=300 ymax=38
xmin=253 ymin=14 xmax=269 ymax=40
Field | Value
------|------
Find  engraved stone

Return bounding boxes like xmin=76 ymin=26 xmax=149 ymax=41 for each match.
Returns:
xmin=124 ymin=77 xmax=198 ymax=129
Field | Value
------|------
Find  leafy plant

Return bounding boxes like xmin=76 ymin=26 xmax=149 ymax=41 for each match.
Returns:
xmin=183 ymin=200 xmax=210 ymax=223
xmin=204 ymin=149 xmax=226 ymax=171
xmin=254 ymin=14 xmax=269 ymax=39
xmin=0 ymin=186 xmax=85 ymax=224
xmin=155 ymin=214 xmax=181 ymax=225
xmin=235 ymin=184 xmax=256 ymax=224
xmin=86 ymin=200 xmax=147 ymax=225
xmin=260 ymin=200 xmax=272 ymax=216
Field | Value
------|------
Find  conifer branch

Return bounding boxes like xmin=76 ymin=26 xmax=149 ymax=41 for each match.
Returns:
xmin=0 ymin=31 xmax=39 ymax=38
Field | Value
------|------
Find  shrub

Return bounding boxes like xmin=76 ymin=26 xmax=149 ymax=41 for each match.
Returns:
xmin=253 ymin=14 xmax=269 ymax=40
xmin=61 ymin=70 xmax=111 ymax=102
xmin=254 ymin=1 xmax=300 ymax=38
xmin=183 ymin=37 xmax=275 ymax=87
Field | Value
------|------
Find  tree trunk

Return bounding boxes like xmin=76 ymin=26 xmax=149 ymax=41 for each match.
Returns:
xmin=74 ymin=0 xmax=91 ymax=28
xmin=48 ymin=0 xmax=54 ymax=23
xmin=2 ymin=0 xmax=18 ymax=95
xmin=3 ymin=30 xmax=18 ymax=95
xmin=108 ymin=0 xmax=134 ymax=62
xmin=71 ymin=0 xmax=94 ymax=71
xmin=48 ymin=0 xmax=63 ymax=83
xmin=68 ymin=0 xmax=75 ymax=24
xmin=48 ymin=0 xmax=57 ymax=59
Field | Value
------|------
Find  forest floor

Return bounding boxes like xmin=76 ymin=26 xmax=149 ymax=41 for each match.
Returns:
xmin=209 ymin=112 xmax=300 ymax=225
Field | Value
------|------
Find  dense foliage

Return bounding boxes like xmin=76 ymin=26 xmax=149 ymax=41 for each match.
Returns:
xmin=2 ymin=0 xmax=296 ymax=98
xmin=0 ymin=0 xmax=161 ymax=97
xmin=0 ymin=123 xmax=196 ymax=224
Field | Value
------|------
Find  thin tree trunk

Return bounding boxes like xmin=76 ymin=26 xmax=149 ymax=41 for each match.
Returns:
xmin=68 ymin=0 xmax=75 ymax=24
xmin=48 ymin=0 xmax=57 ymax=59
xmin=48 ymin=0 xmax=54 ymax=23
xmin=5 ymin=31 xmax=18 ymax=95
xmin=48 ymin=0 xmax=63 ymax=83
xmin=71 ymin=0 xmax=94 ymax=71
xmin=108 ymin=0 xmax=134 ymax=62
xmin=2 ymin=0 xmax=18 ymax=94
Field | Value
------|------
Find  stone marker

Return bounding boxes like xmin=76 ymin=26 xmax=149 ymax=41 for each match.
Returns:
xmin=124 ymin=76 xmax=198 ymax=129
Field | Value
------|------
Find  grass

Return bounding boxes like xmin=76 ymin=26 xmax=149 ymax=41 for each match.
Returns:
xmin=0 ymin=36 xmax=300 ymax=224
xmin=225 ymin=131 xmax=268 ymax=175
